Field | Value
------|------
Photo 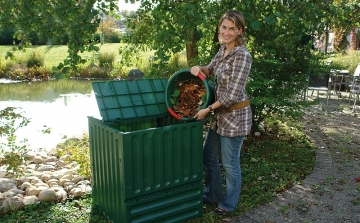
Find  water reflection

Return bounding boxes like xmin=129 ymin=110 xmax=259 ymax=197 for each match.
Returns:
xmin=0 ymin=79 xmax=102 ymax=151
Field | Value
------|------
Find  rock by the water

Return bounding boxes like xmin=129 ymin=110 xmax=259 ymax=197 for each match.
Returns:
xmin=127 ymin=69 xmax=144 ymax=80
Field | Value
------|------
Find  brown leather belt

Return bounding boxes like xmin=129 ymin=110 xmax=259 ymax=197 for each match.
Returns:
xmin=229 ymin=99 xmax=250 ymax=111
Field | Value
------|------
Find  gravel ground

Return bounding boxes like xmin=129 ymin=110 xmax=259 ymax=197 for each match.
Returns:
xmin=231 ymin=92 xmax=360 ymax=223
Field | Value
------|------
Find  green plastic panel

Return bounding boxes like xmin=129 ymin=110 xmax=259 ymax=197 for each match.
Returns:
xmin=88 ymin=116 xmax=203 ymax=222
xmin=92 ymin=78 xmax=168 ymax=122
xmin=88 ymin=116 xmax=203 ymax=199
xmin=98 ymin=182 xmax=202 ymax=223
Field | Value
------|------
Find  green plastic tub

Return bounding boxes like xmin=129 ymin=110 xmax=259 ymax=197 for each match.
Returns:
xmin=165 ymin=68 xmax=215 ymax=121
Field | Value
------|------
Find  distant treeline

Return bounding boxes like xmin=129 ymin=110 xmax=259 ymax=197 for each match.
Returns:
xmin=0 ymin=28 xmax=70 ymax=45
xmin=0 ymin=28 xmax=128 ymax=45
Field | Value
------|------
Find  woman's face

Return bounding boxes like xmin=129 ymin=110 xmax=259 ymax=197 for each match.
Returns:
xmin=219 ymin=18 xmax=242 ymax=45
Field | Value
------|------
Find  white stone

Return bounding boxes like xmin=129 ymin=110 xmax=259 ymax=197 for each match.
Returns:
xmin=69 ymin=188 xmax=84 ymax=197
xmin=32 ymin=156 xmax=44 ymax=164
xmin=72 ymin=176 xmax=85 ymax=184
xmin=38 ymin=186 xmax=50 ymax=191
xmin=0 ymin=169 xmax=5 ymax=178
xmin=1 ymin=191 xmax=15 ymax=198
xmin=58 ymin=169 xmax=73 ymax=176
xmin=49 ymin=174 xmax=60 ymax=180
xmin=45 ymin=156 xmax=57 ymax=162
xmin=1 ymin=196 xmax=23 ymax=210
xmin=0 ymin=149 xmax=93 ymax=211
xmin=50 ymin=186 xmax=64 ymax=192
xmin=9 ymin=189 xmax=25 ymax=195
xmin=77 ymin=184 xmax=92 ymax=193
xmin=48 ymin=182 xmax=58 ymax=187
xmin=56 ymin=189 xmax=67 ymax=202
xmin=61 ymin=174 xmax=73 ymax=181
xmin=37 ymin=165 xmax=55 ymax=172
xmin=0 ymin=180 xmax=16 ymax=192
xmin=64 ymin=182 xmax=75 ymax=191
xmin=40 ymin=173 xmax=52 ymax=182
xmin=23 ymin=195 xmax=38 ymax=205
xmin=59 ymin=154 xmax=71 ymax=162
xmin=47 ymin=179 xmax=59 ymax=185
xmin=34 ymin=182 xmax=49 ymax=188
xmin=25 ymin=164 xmax=37 ymax=170
xmin=26 ymin=187 xmax=40 ymax=196
xmin=24 ymin=151 xmax=37 ymax=159
xmin=20 ymin=182 xmax=32 ymax=190
xmin=27 ymin=176 xmax=41 ymax=183
xmin=59 ymin=178 xmax=70 ymax=186
xmin=38 ymin=189 xmax=57 ymax=202
xmin=56 ymin=160 xmax=66 ymax=167
xmin=77 ymin=180 xmax=91 ymax=186
xmin=254 ymin=132 xmax=261 ymax=137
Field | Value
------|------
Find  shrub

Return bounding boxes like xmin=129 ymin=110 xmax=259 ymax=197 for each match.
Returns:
xmin=98 ymin=52 xmax=115 ymax=68
xmin=54 ymin=134 xmax=91 ymax=177
xmin=329 ymin=50 xmax=360 ymax=74
xmin=7 ymin=63 xmax=50 ymax=81
xmin=28 ymin=66 xmax=51 ymax=80
xmin=0 ymin=58 xmax=5 ymax=78
xmin=0 ymin=107 xmax=30 ymax=177
xmin=7 ymin=63 xmax=28 ymax=80
xmin=26 ymin=52 xmax=44 ymax=68
xmin=80 ymin=66 xmax=109 ymax=78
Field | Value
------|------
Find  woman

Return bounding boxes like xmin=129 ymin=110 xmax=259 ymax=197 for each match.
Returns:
xmin=190 ymin=9 xmax=252 ymax=215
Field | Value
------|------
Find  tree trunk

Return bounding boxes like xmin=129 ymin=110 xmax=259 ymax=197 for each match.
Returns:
xmin=186 ymin=27 xmax=198 ymax=66
xmin=212 ymin=26 xmax=220 ymax=55
xmin=324 ymin=25 xmax=329 ymax=54
xmin=333 ymin=27 xmax=347 ymax=54
xmin=349 ymin=28 xmax=357 ymax=51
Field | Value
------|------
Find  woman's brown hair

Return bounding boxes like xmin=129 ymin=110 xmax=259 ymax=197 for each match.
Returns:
xmin=218 ymin=10 xmax=246 ymax=46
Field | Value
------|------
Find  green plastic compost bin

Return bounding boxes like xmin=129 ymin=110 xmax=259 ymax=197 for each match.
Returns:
xmin=165 ymin=68 xmax=215 ymax=121
xmin=88 ymin=78 xmax=203 ymax=223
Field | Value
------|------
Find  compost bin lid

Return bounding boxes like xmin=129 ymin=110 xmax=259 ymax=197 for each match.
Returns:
xmin=92 ymin=78 xmax=168 ymax=122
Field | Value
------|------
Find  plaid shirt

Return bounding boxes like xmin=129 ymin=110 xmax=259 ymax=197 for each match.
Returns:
xmin=206 ymin=44 xmax=252 ymax=137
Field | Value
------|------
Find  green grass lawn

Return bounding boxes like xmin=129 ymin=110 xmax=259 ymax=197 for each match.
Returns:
xmin=0 ymin=43 xmax=123 ymax=68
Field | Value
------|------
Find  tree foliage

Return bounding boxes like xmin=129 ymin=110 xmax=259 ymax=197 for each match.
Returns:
xmin=1 ymin=0 xmax=359 ymax=131
xmin=0 ymin=0 xmax=117 ymax=76
xmin=125 ymin=0 xmax=345 ymax=130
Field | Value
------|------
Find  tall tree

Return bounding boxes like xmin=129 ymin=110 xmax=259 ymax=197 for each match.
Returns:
xmin=0 ymin=0 xmax=116 ymax=75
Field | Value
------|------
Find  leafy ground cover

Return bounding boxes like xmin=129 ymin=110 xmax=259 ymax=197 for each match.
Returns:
xmin=0 ymin=115 xmax=316 ymax=223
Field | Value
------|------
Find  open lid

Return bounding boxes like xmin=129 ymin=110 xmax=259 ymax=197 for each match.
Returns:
xmin=92 ymin=78 xmax=168 ymax=122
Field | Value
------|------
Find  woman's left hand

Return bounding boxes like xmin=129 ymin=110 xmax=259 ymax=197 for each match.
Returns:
xmin=194 ymin=108 xmax=209 ymax=120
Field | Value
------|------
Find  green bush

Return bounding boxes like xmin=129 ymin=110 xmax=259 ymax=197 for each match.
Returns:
xmin=80 ymin=66 xmax=109 ymax=78
xmin=54 ymin=134 xmax=91 ymax=177
xmin=98 ymin=52 xmax=115 ymax=68
xmin=0 ymin=107 xmax=30 ymax=177
xmin=329 ymin=50 xmax=360 ymax=74
xmin=6 ymin=63 xmax=50 ymax=81
xmin=0 ymin=58 xmax=5 ymax=78
xmin=26 ymin=51 xmax=44 ymax=68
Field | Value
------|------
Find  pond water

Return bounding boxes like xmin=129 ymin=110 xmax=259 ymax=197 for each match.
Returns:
xmin=0 ymin=78 xmax=102 ymax=151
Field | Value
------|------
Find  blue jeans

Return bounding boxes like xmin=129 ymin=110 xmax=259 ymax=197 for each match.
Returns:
xmin=203 ymin=128 xmax=245 ymax=211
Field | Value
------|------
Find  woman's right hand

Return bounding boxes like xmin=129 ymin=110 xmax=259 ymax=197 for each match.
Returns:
xmin=190 ymin=66 xmax=201 ymax=77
